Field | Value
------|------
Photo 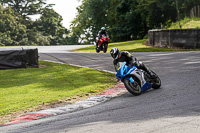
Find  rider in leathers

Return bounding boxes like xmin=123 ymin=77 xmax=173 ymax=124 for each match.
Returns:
xmin=110 ymin=47 xmax=154 ymax=77
xmin=96 ymin=27 xmax=108 ymax=47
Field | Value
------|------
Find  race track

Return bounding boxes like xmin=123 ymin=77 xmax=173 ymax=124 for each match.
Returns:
xmin=1 ymin=46 xmax=200 ymax=133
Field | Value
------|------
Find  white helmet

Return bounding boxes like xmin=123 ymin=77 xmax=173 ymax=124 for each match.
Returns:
xmin=110 ymin=47 xmax=119 ymax=59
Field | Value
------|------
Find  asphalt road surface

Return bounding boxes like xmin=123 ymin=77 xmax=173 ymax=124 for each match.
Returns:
xmin=1 ymin=46 xmax=200 ymax=133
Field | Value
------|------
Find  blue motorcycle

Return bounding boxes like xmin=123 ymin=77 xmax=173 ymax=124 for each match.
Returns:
xmin=116 ymin=62 xmax=161 ymax=96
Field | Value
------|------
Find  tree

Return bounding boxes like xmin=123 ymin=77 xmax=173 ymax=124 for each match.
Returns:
xmin=71 ymin=0 xmax=200 ymax=43
xmin=0 ymin=0 xmax=52 ymax=17
xmin=0 ymin=5 xmax=27 ymax=46
xmin=0 ymin=1 xmax=72 ymax=46
xmin=108 ymin=0 xmax=143 ymax=41
xmin=0 ymin=5 xmax=53 ymax=46
xmin=178 ymin=0 xmax=200 ymax=18
xmin=136 ymin=0 xmax=178 ymax=31
xmin=71 ymin=0 xmax=110 ymax=44
xmin=34 ymin=8 xmax=69 ymax=45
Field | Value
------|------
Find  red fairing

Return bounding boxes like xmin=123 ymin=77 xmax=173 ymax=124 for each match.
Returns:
xmin=96 ymin=35 xmax=109 ymax=53
xmin=98 ymin=35 xmax=110 ymax=46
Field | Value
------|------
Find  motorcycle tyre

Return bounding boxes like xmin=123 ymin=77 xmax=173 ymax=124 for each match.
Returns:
xmin=96 ymin=47 xmax=100 ymax=53
xmin=150 ymin=71 xmax=161 ymax=89
xmin=103 ymin=43 xmax=108 ymax=53
xmin=124 ymin=78 xmax=142 ymax=96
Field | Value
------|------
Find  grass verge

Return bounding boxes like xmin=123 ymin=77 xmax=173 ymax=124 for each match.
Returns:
xmin=72 ymin=39 xmax=200 ymax=53
xmin=169 ymin=17 xmax=200 ymax=29
xmin=0 ymin=60 xmax=116 ymax=124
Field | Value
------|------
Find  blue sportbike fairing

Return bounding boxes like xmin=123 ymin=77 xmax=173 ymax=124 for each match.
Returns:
xmin=116 ymin=62 xmax=136 ymax=82
xmin=116 ymin=62 xmax=152 ymax=92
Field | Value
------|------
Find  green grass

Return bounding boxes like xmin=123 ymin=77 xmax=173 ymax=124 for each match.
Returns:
xmin=0 ymin=60 xmax=116 ymax=117
xmin=169 ymin=17 xmax=200 ymax=29
xmin=72 ymin=39 xmax=200 ymax=53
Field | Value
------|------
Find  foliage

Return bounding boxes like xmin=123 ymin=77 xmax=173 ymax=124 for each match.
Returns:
xmin=71 ymin=0 xmax=200 ymax=44
xmin=0 ymin=0 xmax=76 ymax=46
xmin=0 ymin=0 xmax=52 ymax=17
xmin=71 ymin=0 xmax=110 ymax=44
xmin=0 ymin=5 xmax=52 ymax=46
xmin=169 ymin=17 xmax=200 ymax=29
xmin=33 ymin=8 xmax=69 ymax=45
xmin=0 ymin=5 xmax=27 ymax=46
xmin=178 ymin=0 xmax=200 ymax=18
xmin=1 ymin=0 xmax=200 ymax=45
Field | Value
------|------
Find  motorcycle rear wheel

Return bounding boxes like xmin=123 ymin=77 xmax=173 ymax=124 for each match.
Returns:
xmin=103 ymin=43 xmax=108 ymax=53
xmin=150 ymin=71 xmax=161 ymax=89
xmin=124 ymin=78 xmax=141 ymax=96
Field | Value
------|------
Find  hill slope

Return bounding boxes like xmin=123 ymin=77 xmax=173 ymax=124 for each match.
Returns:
xmin=169 ymin=18 xmax=200 ymax=29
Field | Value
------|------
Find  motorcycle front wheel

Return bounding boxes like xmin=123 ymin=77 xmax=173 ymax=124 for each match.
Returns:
xmin=96 ymin=47 xmax=100 ymax=53
xmin=124 ymin=77 xmax=141 ymax=96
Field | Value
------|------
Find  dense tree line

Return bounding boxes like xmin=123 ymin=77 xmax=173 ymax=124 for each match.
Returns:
xmin=0 ymin=0 xmax=199 ymax=46
xmin=71 ymin=0 xmax=200 ymax=43
xmin=0 ymin=0 xmax=77 ymax=46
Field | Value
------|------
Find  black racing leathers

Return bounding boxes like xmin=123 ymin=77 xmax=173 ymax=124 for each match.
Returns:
xmin=97 ymin=30 xmax=108 ymax=40
xmin=113 ymin=51 xmax=150 ymax=74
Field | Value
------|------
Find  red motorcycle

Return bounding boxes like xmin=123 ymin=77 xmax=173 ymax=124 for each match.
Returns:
xmin=96 ymin=35 xmax=110 ymax=53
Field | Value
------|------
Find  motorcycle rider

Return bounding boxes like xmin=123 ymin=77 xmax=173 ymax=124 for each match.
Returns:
xmin=110 ymin=47 xmax=155 ymax=78
xmin=96 ymin=27 xmax=109 ymax=47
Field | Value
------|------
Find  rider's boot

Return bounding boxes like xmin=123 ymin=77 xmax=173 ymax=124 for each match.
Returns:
xmin=142 ymin=65 xmax=155 ymax=78
xmin=148 ymin=70 xmax=156 ymax=78
xmin=136 ymin=61 xmax=156 ymax=78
